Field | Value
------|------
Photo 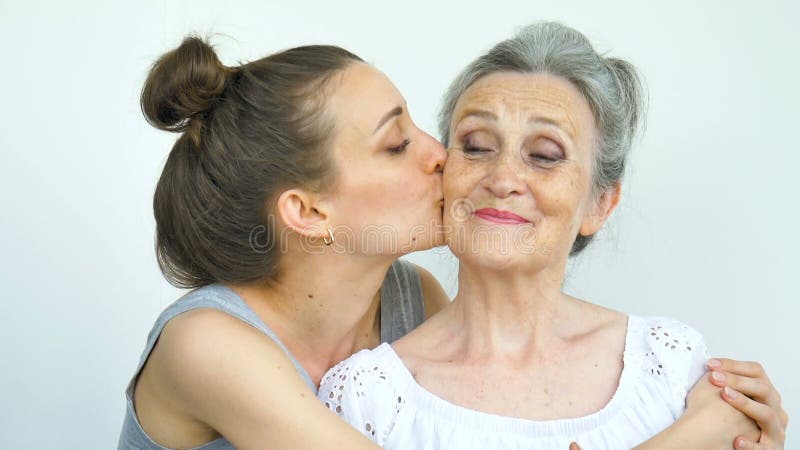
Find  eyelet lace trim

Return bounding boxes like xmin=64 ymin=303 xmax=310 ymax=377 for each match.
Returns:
xmin=321 ymin=361 xmax=403 ymax=443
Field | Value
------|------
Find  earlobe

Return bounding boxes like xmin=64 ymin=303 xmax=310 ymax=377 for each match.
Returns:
xmin=275 ymin=189 xmax=329 ymax=239
xmin=578 ymin=183 xmax=621 ymax=236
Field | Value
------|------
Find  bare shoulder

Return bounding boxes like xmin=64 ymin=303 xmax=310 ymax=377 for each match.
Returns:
xmin=133 ymin=308 xmax=304 ymax=447
xmin=152 ymin=307 xmax=286 ymax=378
xmin=564 ymin=295 xmax=628 ymax=343
xmin=150 ymin=307 xmax=316 ymax=406
xmin=411 ymin=263 xmax=451 ymax=319
xmin=133 ymin=307 xmax=384 ymax=449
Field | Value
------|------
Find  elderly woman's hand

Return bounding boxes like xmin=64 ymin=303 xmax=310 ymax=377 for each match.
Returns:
xmin=707 ymin=358 xmax=787 ymax=449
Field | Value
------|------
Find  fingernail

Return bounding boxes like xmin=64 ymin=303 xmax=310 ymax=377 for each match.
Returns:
xmin=711 ymin=371 xmax=726 ymax=383
xmin=708 ymin=358 xmax=721 ymax=368
xmin=724 ymin=386 xmax=739 ymax=399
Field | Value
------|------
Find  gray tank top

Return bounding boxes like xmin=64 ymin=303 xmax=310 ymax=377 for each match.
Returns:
xmin=118 ymin=259 xmax=425 ymax=450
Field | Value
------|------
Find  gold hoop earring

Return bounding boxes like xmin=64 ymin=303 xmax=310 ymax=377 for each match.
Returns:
xmin=322 ymin=228 xmax=335 ymax=246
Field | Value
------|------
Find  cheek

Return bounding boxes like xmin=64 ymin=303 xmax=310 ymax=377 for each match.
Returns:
xmin=533 ymin=167 xmax=593 ymax=220
xmin=443 ymin=157 xmax=477 ymax=198
xmin=335 ymin=170 xmax=392 ymax=215
xmin=363 ymin=182 xmax=401 ymax=213
xmin=346 ymin=177 xmax=423 ymax=227
xmin=443 ymin=166 xmax=482 ymax=230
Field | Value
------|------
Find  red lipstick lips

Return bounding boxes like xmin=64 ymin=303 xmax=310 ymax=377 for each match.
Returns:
xmin=473 ymin=208 xmax=530 ymax=225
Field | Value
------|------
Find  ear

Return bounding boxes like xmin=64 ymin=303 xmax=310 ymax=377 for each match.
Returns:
xmin=579 ymin=182 xmax=621 ymax=237
xmin=275 ymin=188 xmax=330 ymax=240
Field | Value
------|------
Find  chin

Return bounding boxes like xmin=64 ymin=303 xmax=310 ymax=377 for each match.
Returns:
xmin=454 ymin=253 xmax=513 ymax=273
xmin=459 ymin=249 xmax=551 ymax=274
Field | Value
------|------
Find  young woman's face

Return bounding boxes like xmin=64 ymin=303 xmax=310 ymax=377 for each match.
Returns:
xmin=324 ymin=63 xmax=447 ymax=256
xmin=443 ymin=72 xmax=606 ymax=272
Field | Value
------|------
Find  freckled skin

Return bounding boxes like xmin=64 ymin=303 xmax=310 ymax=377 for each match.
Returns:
xmin=389 ymin=72 xmax=628 ymax=421
xmin=443 ymin=72 xmax=602 ymax=273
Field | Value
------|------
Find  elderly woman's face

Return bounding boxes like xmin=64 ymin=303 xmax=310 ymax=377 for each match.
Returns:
xmin=443 ymin=72 xmax=611 ymax=271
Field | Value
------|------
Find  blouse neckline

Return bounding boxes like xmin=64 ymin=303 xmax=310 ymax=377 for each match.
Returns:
xmin=378 ymin=315 xmax=645 ymax=437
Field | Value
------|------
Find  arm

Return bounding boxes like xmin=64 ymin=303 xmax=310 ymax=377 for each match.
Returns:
xmin=414 ymin=263 xmax=451 ymax=319
xmin=631 ymin=357 xmax=788 ymax=450
xmin=631 ymin=374 xmax=759 ymax=450
xmin=618 ymin=320 xmax=767 ymax=450
xmin=708 ymin=358 xmax=788 ymax=449
xmin=141 ymin=308 xmax=382 ymax=450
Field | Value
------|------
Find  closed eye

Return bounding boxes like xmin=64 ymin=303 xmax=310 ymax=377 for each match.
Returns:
xmin=530 ymin=154 xmax=560 ymax=163
xmin=525 ymin=138 xmax=564 ymax=167
xmin=463 ymin=145 xmax=493 ymax=155
xmin=388 ymin=138 xmax=411 ymax=155
xmin=525 ymin=154 xmax=564 ymax=169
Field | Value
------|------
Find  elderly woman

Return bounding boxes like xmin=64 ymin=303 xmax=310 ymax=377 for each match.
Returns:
xmin=319 ymin=22 xmax=786 ymax=449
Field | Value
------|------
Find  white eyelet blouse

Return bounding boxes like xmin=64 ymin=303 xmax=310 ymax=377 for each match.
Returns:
xmin=318 ymin=315 xmax=708 ymax=450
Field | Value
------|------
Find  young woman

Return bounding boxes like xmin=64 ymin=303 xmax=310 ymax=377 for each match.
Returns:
xmin=119 ymin=38 xmax=450 ymax=449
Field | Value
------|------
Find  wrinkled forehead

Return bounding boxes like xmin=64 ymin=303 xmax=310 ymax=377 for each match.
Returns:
xmin=451 ymin=72 xmax=596 ymax=143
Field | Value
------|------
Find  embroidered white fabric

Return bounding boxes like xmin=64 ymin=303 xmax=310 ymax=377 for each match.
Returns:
xmin=318 ymin=315 xmax=708 ymax=450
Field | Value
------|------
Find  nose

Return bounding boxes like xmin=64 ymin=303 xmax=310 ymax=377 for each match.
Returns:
xmin=481 ymin=156 xmax=526 ymax=198
xmin=420 ymin=132 xmax=447 ymax=174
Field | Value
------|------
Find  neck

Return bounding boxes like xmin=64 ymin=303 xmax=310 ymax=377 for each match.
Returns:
xmin=230 ymin=251 xmax=393 ymax=385
xmin=444 ymin=258 xmax=576 ymax=359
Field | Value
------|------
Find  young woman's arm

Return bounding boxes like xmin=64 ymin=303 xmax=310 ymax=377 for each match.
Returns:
xmin=136 ymin=308 xmax=382 ymax=450
xmin=708 ymin=358 xmax=788 ymax=449
xmin=628 ymin=360 xmax=786 ymax=450
xmin=630 ymin=374 xmax=759 ymax=450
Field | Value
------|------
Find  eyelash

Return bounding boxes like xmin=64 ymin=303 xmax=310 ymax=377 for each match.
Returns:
xmin=529 ymin=154 xmax=561 ymax=164
xmin=463 ymin=144 xmax=492 ymax=155
xmin=388 ymin=138 xmax=411 ymax=154
xmin=463 ymin=143 xmax=564 ymax=167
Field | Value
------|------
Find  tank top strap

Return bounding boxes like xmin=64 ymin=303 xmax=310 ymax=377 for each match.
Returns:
xmin=125 ymin=284 xmax=316 ymax=400
xmin=380 ymin=259 xmax=425 ymax=343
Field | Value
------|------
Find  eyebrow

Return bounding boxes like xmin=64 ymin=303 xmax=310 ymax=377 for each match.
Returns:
xmin=457 ymin=108 xmax=576 ymax=140
xmin=528 ymin=117 xmax=575 ymax=140
xmin=373 ymin=106 xmax=403 ymax=134
xmin=456 ymin=109 xmax=498 ymax=123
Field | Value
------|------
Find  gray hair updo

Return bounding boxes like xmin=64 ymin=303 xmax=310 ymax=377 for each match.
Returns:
xmin=438 ymin=22 xmax=645 ymax=255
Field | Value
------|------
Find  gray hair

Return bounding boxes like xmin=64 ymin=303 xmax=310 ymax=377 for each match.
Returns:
xmin=438 ymin=22 xmax=646 ymax=255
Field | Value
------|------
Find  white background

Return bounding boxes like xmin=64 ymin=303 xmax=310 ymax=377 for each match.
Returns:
xmin=1 ymin=1 xmax=797 ymax=448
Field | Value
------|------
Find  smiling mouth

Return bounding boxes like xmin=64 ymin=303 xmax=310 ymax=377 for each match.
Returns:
xmin=473 ymin=208 xmax=530 ymax=225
